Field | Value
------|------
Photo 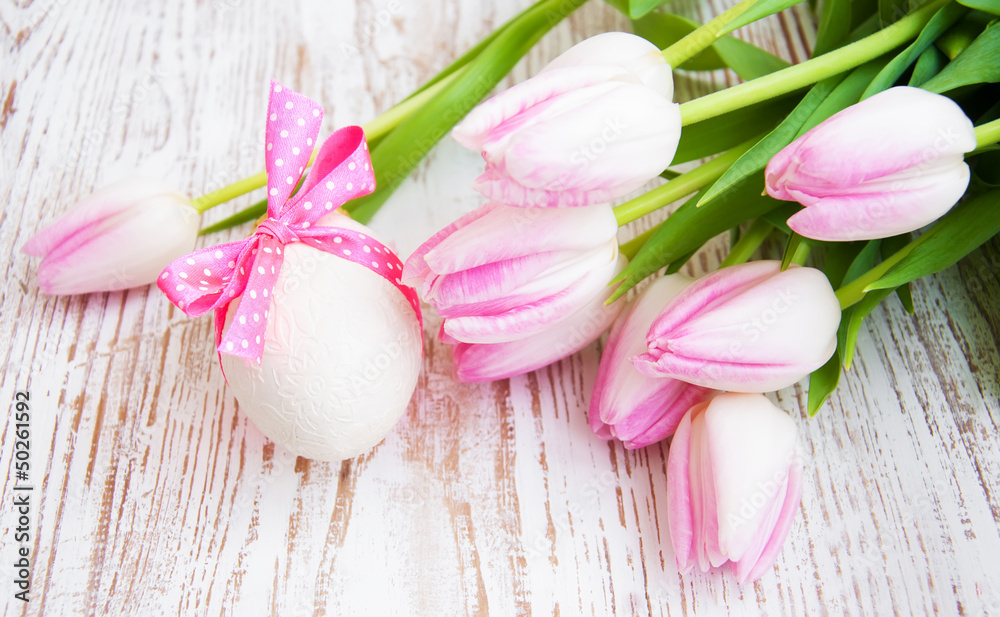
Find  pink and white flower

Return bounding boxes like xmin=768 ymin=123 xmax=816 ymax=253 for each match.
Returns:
xmin=452 ymin=32 xmax=681 ymax=208
xmin=766 ymin=86 xmax=976 ymax=242
xmin=22 ymin=179 xmax=199 ymax=295
xmin=667 ymin=393 xmax=802 ymax=583
xmin=589 ymin=274 xmax=715 ymax=448
xmin=633 ymin=261 xmax=841 ymax=392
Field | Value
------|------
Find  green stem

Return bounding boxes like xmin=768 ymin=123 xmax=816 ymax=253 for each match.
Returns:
xmin=678 ymin=0 xmax=948 ymax=126
xmin=660 ymin=0 xmax=759 ymax=68
xmin=835 ymin=242 xmax=917 ymax=308
xmin=974 ymin=118 xmax=1000 ymax=148
xmin=620 ymin=227 xmax=656 ymax=260
xmin=719 ymin=219 xmax=773 ymax=268
xmin=189 ymin=71 xmax=459 ymax=214
xmin=612 ymin=139 xmax=755 ymax=226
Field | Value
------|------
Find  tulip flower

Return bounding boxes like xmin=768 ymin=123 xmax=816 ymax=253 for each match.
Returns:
xmin=402 ymin=201 xmax=620 ymax=344
xmin=765 ymin=86 xmax=976 ymax=242
xmin=450 ymin=267 xmax=624 ymax=382
xmin=633 ymin=261 xmax=840 ymax=392
xmin=452 ymin=32 xmax=681 ymax=208
xmin=22 ymin=179 xmax=200 ymax=295
xmin=667 ymin=393 xmax=802 ymax=583
xmin=589 ymin=274 xmax=715 ymax=448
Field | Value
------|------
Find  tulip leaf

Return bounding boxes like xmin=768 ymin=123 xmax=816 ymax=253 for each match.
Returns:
xmin=922 ymin=20 xmax=1000 ymax=92
xmin=605 ymin=0 xmax=671 ymax=19
xmin=909 ymin=44 xmax=950 ymax=85
xmin=879 ymin=0 xmax=909 ymax=27
xmin=717 ymin=0 xmax=807 ymax=36
xmin=609 ymin=172 xmax=785 ymax=302
xmin=672 ymin=95 xmax=799 ymax=164
xmin=345 ymin=0 xmax=587 ymax=223
xmin=956 ymin=0 xmax=1000 ymax=13
xmin=862 ymin=2 xmax=969 ymax=98
xmin=631 ymin=13 xmax=791 ymax=79
xmin=842 ymin=286 xmax=896 ymax=368
xmin=881 ymin=233 xmax=915 ymax=312
xmin=808 ymin=347 xmax=842 ymax=415
xmin=813 ymin=0 xmax=852 ymax=56
xmin=866 ymin=189 xmax=1000 ymax=291
xmin=823 ymin=241 xmax=869 ymax=287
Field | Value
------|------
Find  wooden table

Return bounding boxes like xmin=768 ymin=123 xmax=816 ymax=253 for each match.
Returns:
xmin=2 ymin=0 xmax=999 ymax=614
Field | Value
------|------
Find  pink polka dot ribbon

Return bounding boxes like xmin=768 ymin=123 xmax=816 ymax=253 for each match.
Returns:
xmin=158 ymin=79 xmax=422 ymax=365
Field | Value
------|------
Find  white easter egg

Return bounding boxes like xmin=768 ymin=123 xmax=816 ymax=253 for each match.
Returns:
xmin=221 ymin=215 xmax=422 ymax=461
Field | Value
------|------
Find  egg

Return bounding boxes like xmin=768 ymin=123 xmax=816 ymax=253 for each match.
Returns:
xmin=221 ymin=214 xmax=423 ymax=461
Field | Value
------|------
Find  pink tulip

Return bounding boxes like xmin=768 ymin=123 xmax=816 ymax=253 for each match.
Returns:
xmin=766 ymin=86 xmax=976 ymax=242
xmin=589 ymin=274 xmax=715 ymax=448
xmin=452 ymin=32 xmax=681 ymax=208
xmin=633 ymin=261 xmax=840 ymax=392
xmin=402 ymin=201 xmax=620 ymax=345
xmin=667 ymin=393 xmax=802 ymax=583
xmin=22 ymin=179 xmax=200 ymax=295
xmin=450 ymin=268 xmax=624 ymax=382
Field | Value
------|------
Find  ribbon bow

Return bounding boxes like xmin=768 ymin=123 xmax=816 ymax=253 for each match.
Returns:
xmin=159 ymin=80 xmax=421 ymax=364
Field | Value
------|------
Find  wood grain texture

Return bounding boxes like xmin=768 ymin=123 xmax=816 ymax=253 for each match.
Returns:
xmin=1 ymin=0 xmax=999 ymax=615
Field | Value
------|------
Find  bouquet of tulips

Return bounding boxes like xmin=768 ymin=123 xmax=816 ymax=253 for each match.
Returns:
xmin=21 ymin=0 xmax=1000 ymax=584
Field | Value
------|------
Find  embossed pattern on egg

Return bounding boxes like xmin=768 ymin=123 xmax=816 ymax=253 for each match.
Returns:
xmin=222 ymin=214 xmax=423 ymax=461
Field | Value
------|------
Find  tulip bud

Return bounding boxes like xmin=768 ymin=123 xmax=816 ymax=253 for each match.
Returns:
xmin=22 ymin=179 xmax=200 ymax=295
xmin=667 ymin=393 xmax=803 ymax=583
xmin=402 ymin=201 xmax=620 ymax=345
xmin=766 ymin=87 xmax=976 ymax=242
xmin=451 ymin=265 xmax=625 ymax=382
xmin=452 ymin=32 xmax=681 ymax=208
xmin=589 ymin=274 xmax=714 ymax=448
xmin=633 ymin=261 xmax=840 ymax=392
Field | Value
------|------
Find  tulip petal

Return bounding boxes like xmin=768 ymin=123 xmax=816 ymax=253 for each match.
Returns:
xmin=422 ymin=202 xmax=618 ymax=275
xmin=738 ymin=452 xmax=802 ymax=583
xmin=401 ymin=202 xmax=500 ymax=287
xmin=451 ymin=65 xmax=632 ymax=151
xmin=666 ymin=402 xmax=701 ymax=574
xmin=540 ymin=31 xmax=674 ymax=99
xmin=785 ymin=158 xmax=970 ymax=241
xmin=705 ymin=394 xmax=798 ymax=560
xmin=452 ymin=273 xmax=624 ymax=381
xmin=442 ymin=240 xmax=618 ymax=343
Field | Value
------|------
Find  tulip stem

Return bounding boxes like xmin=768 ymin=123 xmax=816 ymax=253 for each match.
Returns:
xmin=660 ymin=0 xmax=760 ymax=68
xmin=188 ymin=71 xmax=459 ymax=214
xmin=719 ymin=219 xmax=773 ymax=268
xmin=677 ymin=0 xmax=947 ymax=126
xmin=974 ymin=118 xmax=1000 ymax=148
xmin=613 ymin=140 xmax=755 ymax=226
xmin=835 ymin=242 xmax=917 ymax=309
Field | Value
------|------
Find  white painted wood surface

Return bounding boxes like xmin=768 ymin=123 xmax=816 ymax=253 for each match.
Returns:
xmin=2 ymin=0 xmax=999 ymax=615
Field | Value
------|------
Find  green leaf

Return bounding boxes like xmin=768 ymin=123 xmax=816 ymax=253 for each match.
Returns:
xmin=713 ymin=35 xmax=793 ymax=80
xmin=842 ymin=286 xmax=895 ymax=368
xmin=605 ymin=0 xmax=671 ymax=19
xmin=879 ymin=0 xmax=909 ymax=27
xmin=881 ymin=233 xmax=915 ymax=312
xmin=862 ymin=2 xmax=968 ymax=98
xmin=909 ymin=44 xmax=949 ymax=85
xmin=867 ymin=189 xmax=1000 ymax=290
xmin=631 ymin=12 xmax=791 ymax=79
xmin=780 ymin=233 xmax=806 ymax=270
xmin=610 ymin=172 xmax=785 ymax=301
xmin=823 ymin=241 xmax=869 ymax=287
xmin=795 ymin=58 xmax=887 ymax=134
xmin=718 ymin=0 xmax=807 ymax=36
xmin=346 ymin=0 xmax=587 ymax=223
xmin=808 ymin=348 xmax=842 ymax=415
xmin=956 ymin=0 xmax=1000 ymax=13
xmin=672 ymin=95 xmax=799 ymax=164
xmin=923 ymin=20 xmax=1000 ymax=92
xmin=814 ymin=0 xmax=852 ymax=57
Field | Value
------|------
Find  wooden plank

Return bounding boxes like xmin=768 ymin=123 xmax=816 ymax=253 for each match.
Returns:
xmin=1 ymin=0 xmax=999 ymax=615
